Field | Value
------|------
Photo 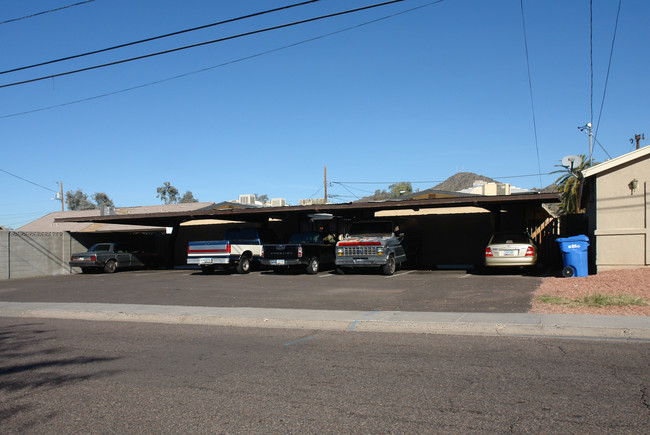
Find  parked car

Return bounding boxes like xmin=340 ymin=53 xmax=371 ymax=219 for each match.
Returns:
xmin=484 ymin=233 xmax=537 ymax=268
xmin=261 ymin=232 xmax=337 ymax=274
xmin=69 ymin=243 xmax=160 ymax=273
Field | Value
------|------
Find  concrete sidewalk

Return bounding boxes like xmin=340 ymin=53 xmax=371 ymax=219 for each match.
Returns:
xmin=1 ymin=301 xmax=649 ymax=341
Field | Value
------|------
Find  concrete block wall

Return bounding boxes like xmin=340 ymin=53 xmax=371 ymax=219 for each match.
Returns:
xmin=0 ymin=231 xmax=8 ymax=279
xmin=0 ymin=231 xmax=85 ymax=280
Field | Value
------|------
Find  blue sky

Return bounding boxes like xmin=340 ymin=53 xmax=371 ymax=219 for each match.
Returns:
xmin=1 ymin=0 xmax=648 ymax=228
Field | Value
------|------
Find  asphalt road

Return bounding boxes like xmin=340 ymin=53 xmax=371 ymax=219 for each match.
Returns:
xmin=1 ymin=317 xmax=648 ymax=433
xmin=0 ymin=268 xmax=541 ymax=313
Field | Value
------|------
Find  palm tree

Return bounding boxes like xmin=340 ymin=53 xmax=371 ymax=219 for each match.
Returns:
xmin=553 ymin=154 xmax=590 ymax=214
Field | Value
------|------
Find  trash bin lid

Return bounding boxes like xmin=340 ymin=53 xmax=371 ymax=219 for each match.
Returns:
xmin=556 ymin=235 xmax=590 ymax=243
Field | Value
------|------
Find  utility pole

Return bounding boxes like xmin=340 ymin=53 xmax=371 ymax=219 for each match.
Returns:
xmin=631 ymin=133 xmax=645 ymax=150
xmin=58 ymin=182 xmax=64 ymax=211
xmin=578 ymin=123 xmax=593 ymax=165
xmin=587 ymin=122 xmax=593 ymax=165
xmin=324 ymin=166 xmax=327 ymax=204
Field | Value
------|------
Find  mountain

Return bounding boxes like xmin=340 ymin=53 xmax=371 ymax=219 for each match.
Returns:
xmin=433 ymin=172 xmax=498 ymax=192
xmin=532 ymin=183 xmax=558 ymax=193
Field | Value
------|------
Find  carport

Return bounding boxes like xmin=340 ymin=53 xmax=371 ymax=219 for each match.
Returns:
xmin=56 ymin=193 xmax=560 ymax=269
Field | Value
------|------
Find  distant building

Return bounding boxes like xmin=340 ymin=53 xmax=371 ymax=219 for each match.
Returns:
xmin=299 ymin=198 xmax=326 ymax=206
xmin=270 ymin=198 xmax=286 ymax=207
xmin=459 ymin=180 xmax=530 ymax=196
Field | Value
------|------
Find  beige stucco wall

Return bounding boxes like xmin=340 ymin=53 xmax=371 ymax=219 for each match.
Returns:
xmin=593 ymin=157 xmax=649 ymax=271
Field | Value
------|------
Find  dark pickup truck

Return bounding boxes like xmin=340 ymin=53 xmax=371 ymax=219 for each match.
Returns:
xmin=261 ymin=232 xmax=337 ymax=274
xmin=69 ymin=242 xmax=159 ymax=273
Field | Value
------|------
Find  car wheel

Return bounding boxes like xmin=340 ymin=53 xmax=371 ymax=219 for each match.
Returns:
xmin=335 ymin=267 xmax=346 ymax=275
xmin=236 ymin=256 xmax=251 ymax=274
xmin=382 ymin=255 xmax=396 ymax=276
xmin=306 ymin=257 xmax=319 ymax=275
xmin=103 ymin=260 xmax=117 ymax=274
xmin=561 ymin=266 xmax=575 ymax=278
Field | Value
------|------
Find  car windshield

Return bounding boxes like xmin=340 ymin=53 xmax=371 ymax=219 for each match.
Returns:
xmin=348 ymin=222 xmax=393 ymax=237
xmin=491 ymin=233 xmax=530 ymax=244
xmin=89 ymin=244 xmax=112 ymax=252
xmin=288 ymin=233 xmax=321 ymax=244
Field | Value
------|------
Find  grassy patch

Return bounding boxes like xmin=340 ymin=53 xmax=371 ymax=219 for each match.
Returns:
xmin=536 ymin=293 xmax=649 ymax=308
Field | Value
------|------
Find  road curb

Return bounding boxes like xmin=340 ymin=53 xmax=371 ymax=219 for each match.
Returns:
xmin=1 ymin=302 xmax=649 ymax=340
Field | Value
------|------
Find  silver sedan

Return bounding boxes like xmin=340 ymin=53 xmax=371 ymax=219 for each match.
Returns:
xmin=484 ymin=233 xmax=537 ymax=268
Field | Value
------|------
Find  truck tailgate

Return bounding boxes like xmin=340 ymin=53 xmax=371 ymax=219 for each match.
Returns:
xmin=187 ymin=241 xmax=229 ymax=264
xmin=263 ymin=244 xmax=300 ymax=260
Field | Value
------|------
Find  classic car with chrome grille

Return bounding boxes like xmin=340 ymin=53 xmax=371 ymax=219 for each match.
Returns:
xmin=335 ymin=221 xmax=406 ymax=275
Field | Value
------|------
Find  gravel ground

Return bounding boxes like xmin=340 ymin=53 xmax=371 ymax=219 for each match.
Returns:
xmin=530 ymin=268 xmax=650 ymax=315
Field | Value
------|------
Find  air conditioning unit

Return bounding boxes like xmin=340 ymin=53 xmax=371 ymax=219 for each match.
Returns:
xmin=270 ymin=198 xmax=286 ymax=207
xmin=238 ymin=194 xmax=256 ymax=204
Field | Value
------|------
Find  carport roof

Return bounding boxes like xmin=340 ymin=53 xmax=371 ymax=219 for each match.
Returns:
xmin=21 ymin=202 xmax=218 ymax=233
xmin=54 ymin=193 xmax=560 ymax=228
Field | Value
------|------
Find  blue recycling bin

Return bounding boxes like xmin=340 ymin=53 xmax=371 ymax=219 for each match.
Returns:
xmin=556 ymin=235 xmax=590 ymax=277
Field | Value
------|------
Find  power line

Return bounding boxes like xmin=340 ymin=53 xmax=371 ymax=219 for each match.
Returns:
xmin=330 ymin=182 xmax=377 ymax=195
xmin=330 ymin=180 xmax=445 ymax=185
xmin=0 ymin=0 xmax=410 ymax=89
xmin=1 ymin=0 xmax=446 ymax=119
xmin=0 ymin=1 xmax=95 ymax=25
xmin=592 ymin=0 xmax=621 ymax=160
xmin=307 ymin=185 xmax=324 ymax=199
xmin=588 ymin=0 xmax=594 ymax=164
xmin=0 ymin=168 xmax=57 ymax=193
xmin=578 ymin=131 xmax=612 ymax=160
xmin=335 ymin=183 xmax=362 ymax=200
xmin=0 ymin=0 xmax=319 ymax=75
xmin=519 ymin=0 xmax=543 ymax=188
xmin=490 ymin=172 xmax=553 ymax=180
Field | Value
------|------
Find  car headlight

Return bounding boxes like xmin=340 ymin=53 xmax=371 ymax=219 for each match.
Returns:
xmin=377 ymin=247 xmax=384 ymax=255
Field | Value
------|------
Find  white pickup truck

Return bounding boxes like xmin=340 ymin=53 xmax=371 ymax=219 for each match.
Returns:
xmin=335 ymin=220 xmax=406 ymax=275
xmin=187 ymin=228 xmax=275 ymax=274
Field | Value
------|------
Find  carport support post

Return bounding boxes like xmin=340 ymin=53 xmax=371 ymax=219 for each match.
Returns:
xmin=166 ymin=224 xmax=180 ymax=269
xmin=487 ymin=206 xmax=502 ymax=233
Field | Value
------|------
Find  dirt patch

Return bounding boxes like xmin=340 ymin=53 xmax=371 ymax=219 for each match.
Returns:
xmin=530 ymin=268 xmax=650 ymax=316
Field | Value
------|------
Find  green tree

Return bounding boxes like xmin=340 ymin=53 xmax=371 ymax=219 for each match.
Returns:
xmin=65 ymin=190 xmax=96 ymax=210
xmin=370 ymin=189 xmax=391 ymax=200
xmin=554 ymin=155 xmax=590 ymax=215
xmin=179 ymin=191 xmax=198 ymax=203
xmin=65 ymin=190 xmax=116 ymax=211
xmin=388 ymin=181 xmax=413 ymax=197
xmin=254 ymin=193 xmax=269 ymax=203
xmin=156 ymin=182 xmax=180 ymax=204
xmin=92 ymin=192 xmax=114 ymax=208
xmin=157 ymin=182 xmax=198 ymax=204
